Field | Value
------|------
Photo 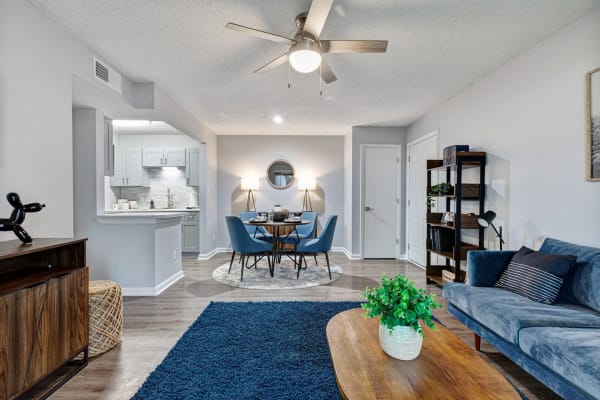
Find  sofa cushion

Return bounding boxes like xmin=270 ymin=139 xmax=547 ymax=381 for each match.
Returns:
xmin=443 ymin=283 xmax=600 ymax=344
xmin=519 ymin=327 xmax=600 ymax=399
xmin=540 ymin=238 xmax=600 ymax=312
xmin=494 ymin=246 xmax=575 ymax=304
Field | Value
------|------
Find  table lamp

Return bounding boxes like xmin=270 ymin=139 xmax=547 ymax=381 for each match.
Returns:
xmin=299 ymin=177 xmax=316 ymax=212
xmin=476 ymin=210 xmax=505 ymax=250
xmin=241 ymin=178 xmax=259 ymax=212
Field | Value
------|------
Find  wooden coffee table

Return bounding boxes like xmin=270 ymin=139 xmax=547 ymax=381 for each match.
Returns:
xmin=326 ymin=308 xmax=521 ymax=400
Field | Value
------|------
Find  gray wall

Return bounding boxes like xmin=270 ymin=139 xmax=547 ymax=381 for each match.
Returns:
xmin=217 ymin=135 xmax=345 ymax=248
xmin=0 ymin=0 xmax=218 ymax=254
xmin=407 ymin=9 xmax=600 ymax=249
xmin=349 ymin=127 xmax=407 ymax=256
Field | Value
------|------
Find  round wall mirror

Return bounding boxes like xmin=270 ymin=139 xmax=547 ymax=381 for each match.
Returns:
xmin=266 ymin=160 xmax=295 ymax=189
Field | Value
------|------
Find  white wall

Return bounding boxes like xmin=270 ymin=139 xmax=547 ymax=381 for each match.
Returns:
xmin=0 ymin=0 xmax=218 ymax=253
xmin=217 ymin=135 xmax=345 ymax=248
xmin=407 ymin=9 xmax=600 ymax=249
xmin=349 ymin=127 xmax=407 ymax=256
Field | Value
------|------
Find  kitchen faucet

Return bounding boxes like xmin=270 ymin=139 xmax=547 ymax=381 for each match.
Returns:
xmin=167 ymin=188 xmax=174 ymax=209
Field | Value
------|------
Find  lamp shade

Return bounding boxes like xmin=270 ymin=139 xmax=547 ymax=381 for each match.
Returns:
xmin=289 ymin=41 xmax=322 ymax=73
xmin=477 ymin=210 xmax=497 ymax=228
xmin=241 ymin=178 xmax=259 ymax=191
xmin=298 ymin=177 xmax=316 ymax=191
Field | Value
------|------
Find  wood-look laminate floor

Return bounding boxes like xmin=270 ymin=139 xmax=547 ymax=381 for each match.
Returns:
xmin=51 ymin=253 xmax=560 ymax=400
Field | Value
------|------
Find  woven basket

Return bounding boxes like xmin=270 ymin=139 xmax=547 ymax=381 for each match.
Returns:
xmin=88 ymin=280 xmax=123 ymax=357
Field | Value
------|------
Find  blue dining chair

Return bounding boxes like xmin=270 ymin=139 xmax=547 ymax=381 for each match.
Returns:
xmin=281 ymin=211 xmax=318 ymax=245
xmin=295 ymin=215 xmax=337 ymax=280
xmin=225 ymin=216 xmax=273 ymax=281
xmin=240 ymin=211 xmax=273 ymax=242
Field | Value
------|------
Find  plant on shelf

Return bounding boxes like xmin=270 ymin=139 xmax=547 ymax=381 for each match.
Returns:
xmin=429 ymin=182 xmax=454 ymax=196
xmin=361 ymin=275 xmax=443 ymax=360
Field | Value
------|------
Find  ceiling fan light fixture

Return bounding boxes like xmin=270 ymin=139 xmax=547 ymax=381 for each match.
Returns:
xmin=289 ymin=41 xmax=322 ymax=73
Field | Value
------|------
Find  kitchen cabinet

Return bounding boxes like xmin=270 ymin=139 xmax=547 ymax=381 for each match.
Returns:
xmin=186 ymin=147 xmax=200 ymax=186
xmin=182 ymin=212 xmax=200 ymax=253
xmin=110 ymin=148 xmax=147 ymax=187
xmin=143 ymin=148 xmax=186 ymax=167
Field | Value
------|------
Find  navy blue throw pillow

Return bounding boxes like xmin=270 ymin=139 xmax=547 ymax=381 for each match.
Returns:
xmin=495 ymin=246 xmax=576 ymax=304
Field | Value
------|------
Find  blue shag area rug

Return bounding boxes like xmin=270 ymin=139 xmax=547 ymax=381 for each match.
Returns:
xmin=131 ymin=301 xmax=361 ymax=400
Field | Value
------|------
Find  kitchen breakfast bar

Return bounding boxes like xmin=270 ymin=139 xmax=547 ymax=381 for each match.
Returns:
xmin=94 ymin=212 xmax=186 ymax=296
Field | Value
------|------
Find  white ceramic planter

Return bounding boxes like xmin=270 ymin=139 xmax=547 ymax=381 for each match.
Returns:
xmin=379 ymin=323 xmax=423 ymax=360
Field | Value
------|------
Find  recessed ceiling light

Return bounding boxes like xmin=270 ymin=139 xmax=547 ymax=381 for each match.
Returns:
xmin=273 ymin=115 xmax=283 ymax=124
xmin=112 ymin=120 xmax=152 ymax=127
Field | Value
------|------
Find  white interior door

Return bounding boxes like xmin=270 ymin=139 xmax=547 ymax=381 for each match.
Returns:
xmin=363 ymin=146 xmax=400 ymax=259
xmin=407 ymin=133 xmax=438 ymax=266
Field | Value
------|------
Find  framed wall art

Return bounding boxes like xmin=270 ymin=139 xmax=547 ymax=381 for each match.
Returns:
xmin=587 ymin=67 xmax=600 ymax=181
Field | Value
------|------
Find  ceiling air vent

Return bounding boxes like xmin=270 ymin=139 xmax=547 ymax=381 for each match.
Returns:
xmin=93 ymin=57 xmax=122 ymax=94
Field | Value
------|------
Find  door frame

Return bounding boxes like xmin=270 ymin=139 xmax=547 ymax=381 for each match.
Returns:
xmin=406 ymin=130 xmax=439 ymax=267
xmin=360 ymin=144 xmax=402 ymax=259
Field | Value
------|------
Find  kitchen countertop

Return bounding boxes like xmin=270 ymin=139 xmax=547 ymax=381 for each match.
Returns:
xmin=105 ymin=208 xmax=199 ymax=213
xmin=97 ymin=211 xmax=188 ymax=224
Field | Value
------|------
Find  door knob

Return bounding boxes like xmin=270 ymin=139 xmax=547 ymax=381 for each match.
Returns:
xmin=365 ymin=206 xmax=374 ymax=211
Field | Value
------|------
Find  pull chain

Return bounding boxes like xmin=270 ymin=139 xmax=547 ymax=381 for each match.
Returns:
xmin=288 ymin=62 xmax=291 ymax=89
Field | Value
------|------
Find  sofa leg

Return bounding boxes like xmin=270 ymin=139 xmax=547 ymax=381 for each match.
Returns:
xmin=474 ymin=333 xmax=481 ymax=351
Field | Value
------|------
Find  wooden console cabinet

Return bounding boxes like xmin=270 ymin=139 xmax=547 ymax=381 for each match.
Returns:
xmin=0 ymin=238 xmax=89 ymax=400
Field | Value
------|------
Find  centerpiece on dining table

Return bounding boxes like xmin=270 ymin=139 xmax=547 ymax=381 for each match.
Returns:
xmin=272 ymin=204 xmax=289 ymax=222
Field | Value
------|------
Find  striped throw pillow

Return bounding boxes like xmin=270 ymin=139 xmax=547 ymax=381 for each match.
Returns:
xmin=495 ymin=247 xmax=576 ymax=304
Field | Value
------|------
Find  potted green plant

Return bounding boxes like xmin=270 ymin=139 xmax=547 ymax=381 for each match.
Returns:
xmin=361 ymin=275 xmax=443 ymax=360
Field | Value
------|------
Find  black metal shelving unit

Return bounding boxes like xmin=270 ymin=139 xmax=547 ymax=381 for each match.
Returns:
xmin=425 ymin=152 xmax=486 ymax=284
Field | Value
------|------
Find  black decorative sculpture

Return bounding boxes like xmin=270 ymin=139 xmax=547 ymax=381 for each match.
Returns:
xmin=0 ymin=192 xmax=45 ymax=244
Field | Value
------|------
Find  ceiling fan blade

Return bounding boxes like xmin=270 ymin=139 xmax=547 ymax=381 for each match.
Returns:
xmin=226 ymin=23 xmax=293 ymax=44
xmin=253 ymin=52 xmax=290 ymax=73
xmin=303 ymin=0 xmax=334 ymax=39
xmin=320 ymin=59 xmax=337 ymax=84
xmin=321 ymin=40 xmax=388 ymax=53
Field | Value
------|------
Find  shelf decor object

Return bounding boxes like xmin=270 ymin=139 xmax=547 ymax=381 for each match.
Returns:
xmin=586 ymin=67 xmax=600 ymax=181
xmin=477 ymin=210 xmax=505 ymax=250
xmin=0 ymin=192 xmax=45 ymax=244
xmin=425 ymin=151 xmax=486 ymax=284
xmin=299 ymin=177 xmax=316 ymax=212
xmin=241 ymin=178 xmax=259 ymax=212
xmin=442 ymin=145 xmax=469 ymax=166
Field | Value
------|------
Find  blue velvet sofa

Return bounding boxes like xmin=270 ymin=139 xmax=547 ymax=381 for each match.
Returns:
xmin=443 ymin=238 xmax=600 ymax=400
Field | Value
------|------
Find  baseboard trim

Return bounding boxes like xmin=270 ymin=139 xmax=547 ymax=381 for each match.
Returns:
xmin=197 ymin=247 xmax=228 ymax=260
xmin=397 ymin=253 xmax=408 ymax=260
xmin=122 ymin=270 xmax=184 ymax=297
xmin=333 ymin=247 xmax=361 ymax=260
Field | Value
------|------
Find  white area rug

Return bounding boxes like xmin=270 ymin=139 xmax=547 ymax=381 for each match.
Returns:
xmin=212 ymin=257 xmax=343 ymax=290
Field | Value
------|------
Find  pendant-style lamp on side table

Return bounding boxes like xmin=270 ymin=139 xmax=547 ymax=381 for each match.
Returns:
xmin=299 ymin=177 xmax=316 ymax=212
xmin=241 ymin=178 xmax=259 ymax=212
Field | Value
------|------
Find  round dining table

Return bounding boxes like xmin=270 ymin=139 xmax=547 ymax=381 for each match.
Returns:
xmin=243 ymin=218 xmax=310 ymax=262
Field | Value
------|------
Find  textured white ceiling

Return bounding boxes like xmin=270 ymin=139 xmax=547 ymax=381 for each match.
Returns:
xmin=29 ymin=0 xmax=600 ymax=135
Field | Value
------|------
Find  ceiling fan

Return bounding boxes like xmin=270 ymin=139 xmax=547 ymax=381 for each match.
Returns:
xmin=225 ymin=0 xmax=388 ymax=84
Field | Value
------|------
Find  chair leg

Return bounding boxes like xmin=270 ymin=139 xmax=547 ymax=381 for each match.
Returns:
xmin=297 ymin=255 xmax=303 ymax=279
xmin=325 ymin=252 xmax=332 ymax=280
xmin=314 ymin=254 xmax=318 ymax=265
xmin=266 ymin=253 xmax=272 ymax=277
xmin=240 ymin=254 xmax=245 ymax=281
xmin=228 ymin=251 xmax=236 ymax=273
xmin=254 ymin=255 xmax=257 ymax=269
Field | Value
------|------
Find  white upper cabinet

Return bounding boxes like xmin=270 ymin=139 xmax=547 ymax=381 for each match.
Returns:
xmin=186 ymin=148 xmax=200 ymax=186
xmin=143 ymin=148 xmax=186 ymax=167
xmin=110 ymin=148 xmax=147 ymax=187
xmin=142 ymin=148 xmax=164 ymax=167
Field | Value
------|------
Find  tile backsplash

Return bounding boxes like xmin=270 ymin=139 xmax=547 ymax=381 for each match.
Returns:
xmin=113 ymin=168 xmax=199 ymax=209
